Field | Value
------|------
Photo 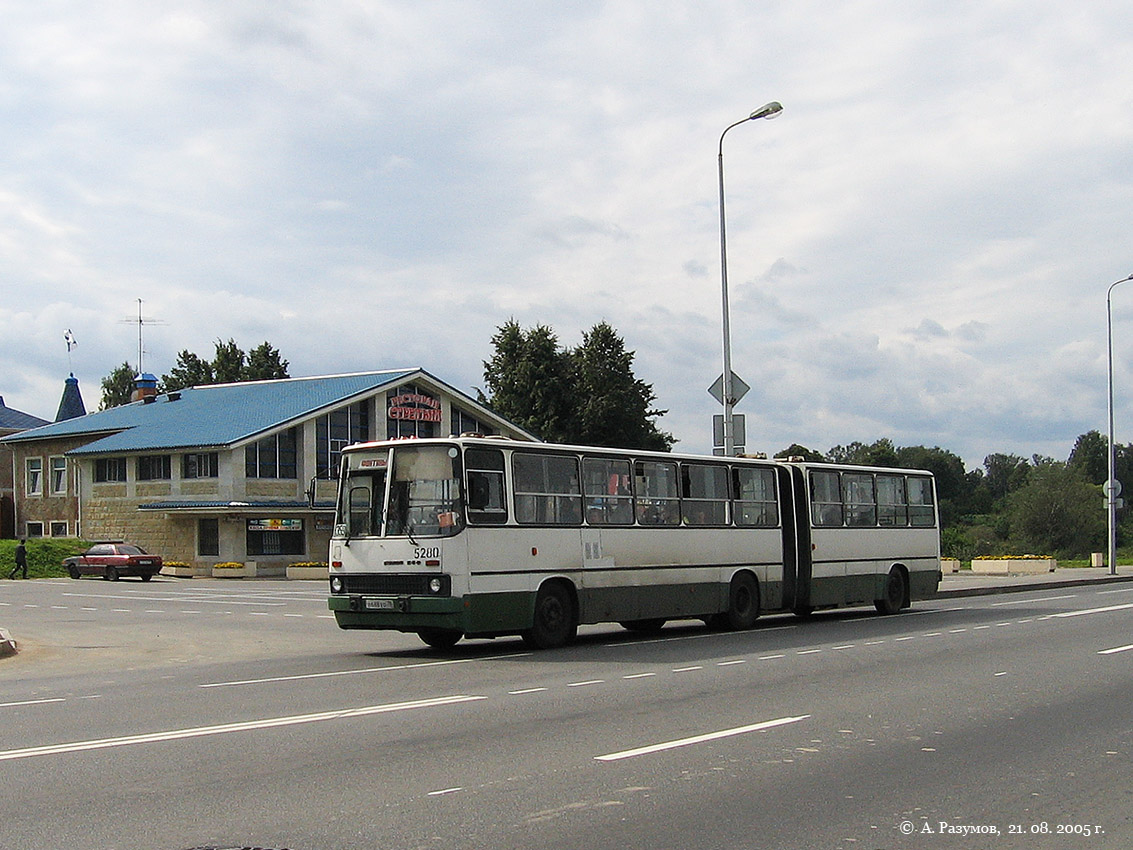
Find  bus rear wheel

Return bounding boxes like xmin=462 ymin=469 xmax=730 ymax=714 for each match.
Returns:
xmin=418 ymin=628 xmax=462 ymax=649
xmin=522 ymin=582 xmax=577 ymax=649
xmin=875 ymin=567 xmax=906 ymax=615
xmin=709 ymin=572 xmax=760 ymax=631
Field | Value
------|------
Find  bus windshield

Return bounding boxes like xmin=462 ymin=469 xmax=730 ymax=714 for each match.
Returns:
xmin=384 ymin=444 xmax=464 ymax=538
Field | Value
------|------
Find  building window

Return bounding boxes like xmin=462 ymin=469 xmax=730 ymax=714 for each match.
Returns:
xmin=451 ymin=406 xmax=494 ymax=437
xmin=246 ymin=519 xmax=304 ymax=556
xmin=25 ymin=521 xmax=44 ymax=538
xmin=25 ymin=458 xmax=42 ymax=496
xmin=137 ymin=455 xmax=172 ymax=481
xmin=50 ymin=457 xmax=67 ymax=495
xmin=245 ymin=428 xmax=298 ymax=479
xmin=95 ymin=458 xmax=128 ymax=483
xmin=50 ymin=521 xmax=68 ymax=537
xmin=316 ymin=402 xmax=369 ymax=480
xmin=198 ymin=518 xmax=219 ymax=556
xmin=183 ymin=452 xmax=219 ymax=479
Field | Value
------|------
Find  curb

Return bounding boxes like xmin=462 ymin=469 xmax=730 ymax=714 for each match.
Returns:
xmin=936 ymin=573 xmax=1133 ymax=599
xmin=0 ymin=627 xmax=16 ymax=658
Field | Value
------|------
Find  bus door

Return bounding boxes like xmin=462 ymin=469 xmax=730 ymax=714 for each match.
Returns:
xmin=786 ymin=465 xmax=813 ymax=613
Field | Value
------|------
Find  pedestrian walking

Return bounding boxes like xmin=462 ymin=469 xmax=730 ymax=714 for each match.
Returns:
xmin=8 ymin=539 xmax=27 ymax=579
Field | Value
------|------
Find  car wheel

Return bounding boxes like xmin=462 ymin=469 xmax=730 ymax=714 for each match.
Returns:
xmin=105 ymin=566 xmax=120 ymax=581
xmin=67 ymin=565 xmax=80 ymax=580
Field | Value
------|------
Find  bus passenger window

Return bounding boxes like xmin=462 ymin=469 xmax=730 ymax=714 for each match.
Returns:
xmin=513 ymin=452 xmax=582 ymax=526
xmin=582 ymin=457 xmax=634 ymax=525
xmin=810 ymin=470 xmax=844 ymax=527
xmin=634 ymin=460 xmax=680 ymax=525
xmin=734 ymin=467 xmax=778 ymax=527
xmin=844 ymin=473 xmax=877 ymax=527
xmin=907 ymin=476 xmax=936 ymax=527
xmin=877 ymin=474 xmax=908 ymax=526
xmin=681 ymin=463 xmax=729 ymax=525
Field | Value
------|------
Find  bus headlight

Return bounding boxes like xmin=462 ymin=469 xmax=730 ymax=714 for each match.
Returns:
xmin=429 ymin=578 xmax=443 ymax=594
xmin=330 ymin=576 xmax=344 ymax=594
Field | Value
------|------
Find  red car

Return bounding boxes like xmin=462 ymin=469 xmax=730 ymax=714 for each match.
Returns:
xmin=63 ymin=543 xmax=163 ymax=581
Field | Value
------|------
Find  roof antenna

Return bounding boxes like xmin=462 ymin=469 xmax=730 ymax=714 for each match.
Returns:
xmin=119 ymin=299 xmax=166 ymax=374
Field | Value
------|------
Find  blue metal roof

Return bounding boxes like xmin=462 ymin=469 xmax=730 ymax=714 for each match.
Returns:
xmin=1 ymin=370 xmax=419 ymax=454
xmin=0 ymin=397 xmax=49 ymax=431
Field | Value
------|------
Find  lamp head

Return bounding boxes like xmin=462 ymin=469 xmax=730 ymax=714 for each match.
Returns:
xmin=750 ymin=101 xmax=783 ymax=121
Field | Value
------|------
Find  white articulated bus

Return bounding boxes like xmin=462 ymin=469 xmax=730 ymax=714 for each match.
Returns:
xmin=327 ymin=436 xmax=941 ymax=649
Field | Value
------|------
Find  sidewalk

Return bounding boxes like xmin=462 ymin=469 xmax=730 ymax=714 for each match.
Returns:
xmin=937 ymin=566 xmax=1133 ymax=598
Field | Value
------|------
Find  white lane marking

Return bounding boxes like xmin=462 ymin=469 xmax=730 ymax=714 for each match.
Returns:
xmin=567 ymin=680 xmax=605 ymax=688
xmin=1054 ymin=603 xmax=1133 ymax=618
xmin=672 ymin=666 xmax=702 ymax=672
xmin=718 ymin=660 xmax=746 ymax=666
xmin=1099 ymin=644 xmax=1133 ymax=655
xmin=200 ymin=653 xmax=531 ymax=688
xmin=0 ymin=698 xmax=67 ymax=709
xmin=0 ymin=695 xmax=485 ymax=763
xmin=623 ymin=673 xmax=656 ymax=680
xmin=797 ymin=649 xmax=822 ymax=655
xmin=595 ymin=714 xmax=811 ymax=762
xmin=61 ymin=592 xmax=287 ymax=607
xmin=993 ymin=594 xmax=1077 ymax=606
xmin=509 ymin=687 xmax=548 ymax=695
xmin=428 ymin=787 xmax=463 ymax=796
xmin=758 ymin=654 xmax=785 ymax=660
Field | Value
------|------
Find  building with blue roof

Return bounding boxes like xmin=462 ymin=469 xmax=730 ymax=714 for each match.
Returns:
xmin=1 ymin=396 xmax=51 ymax=539
xmin=1 ymin=369 xmax=534 ymax=573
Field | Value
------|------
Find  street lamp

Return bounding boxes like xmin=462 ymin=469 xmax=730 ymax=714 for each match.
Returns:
xmin=717 ymin=101 xmax=782 ymax=456
xmin=1106 ymin=272 xmax=1133 ymax=575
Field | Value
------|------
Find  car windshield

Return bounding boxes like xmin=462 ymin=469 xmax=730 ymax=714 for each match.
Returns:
xmin=117 ymin=545 xmax=144 ymax=555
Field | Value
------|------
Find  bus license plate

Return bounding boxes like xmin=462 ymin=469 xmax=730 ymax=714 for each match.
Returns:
xmin=365 ymin=599 xmax=397 ymax=611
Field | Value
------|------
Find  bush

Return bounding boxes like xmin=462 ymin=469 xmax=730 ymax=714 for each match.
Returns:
xmin=1 ymin=538 xmax=89 ymax=579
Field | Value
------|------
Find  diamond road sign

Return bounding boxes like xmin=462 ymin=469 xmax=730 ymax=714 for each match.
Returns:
xmin=707 ymin=372 xmax=750 ymax=406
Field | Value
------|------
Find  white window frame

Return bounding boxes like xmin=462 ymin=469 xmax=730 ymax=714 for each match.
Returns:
xmin=50 ymin=456 xmax=68 ymax=495
xmin=26 ymin=457 xmax=43 ymax=496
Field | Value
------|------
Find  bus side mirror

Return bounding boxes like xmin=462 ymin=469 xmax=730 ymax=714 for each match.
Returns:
xmin=306 ymin=476 xmax=317 ymax=509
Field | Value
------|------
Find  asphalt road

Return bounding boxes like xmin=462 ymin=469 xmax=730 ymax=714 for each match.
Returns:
xmin=1 ymin=577 xmax=1131 ymax=849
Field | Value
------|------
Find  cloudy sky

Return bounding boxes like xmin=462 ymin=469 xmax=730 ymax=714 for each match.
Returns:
xmin=2 ymin=1 xmax=1131 ymax=469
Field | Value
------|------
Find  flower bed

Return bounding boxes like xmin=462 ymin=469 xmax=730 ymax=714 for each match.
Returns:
xmin=971 ymin=557 xmax=1057 ymax=574
xmin=287 ymin=561 xmax=329 ymax=580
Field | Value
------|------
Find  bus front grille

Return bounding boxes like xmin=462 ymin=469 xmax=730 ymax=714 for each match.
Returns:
xmin=340 ymin=573 xmax=449 ymax=596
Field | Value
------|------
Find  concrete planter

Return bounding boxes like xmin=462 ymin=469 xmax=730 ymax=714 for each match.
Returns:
xmin=286 ymin=565 xmax=329 ymax=580
xmin=941 ymin=558 xmax=961 ymax=573
xmin=162 ymin=564 xmax=210 ymax=578
xmin=212 ymin=563 xmax=253 ymax=578
xmin=971 ymin=557 xmax=1057 ymax=574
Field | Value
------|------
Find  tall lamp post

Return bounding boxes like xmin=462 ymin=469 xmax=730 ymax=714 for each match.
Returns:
xmin=718 ymin=101 xmax=782 ymax=456
xmin=1106 ymin=272 xmax=1133 ymax=575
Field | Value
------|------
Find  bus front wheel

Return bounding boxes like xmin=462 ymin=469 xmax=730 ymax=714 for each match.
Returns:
xmin=522 ymin=582 xmax=577 ymax=649
xmin=875 ymin=568 xmax=906 ymax=615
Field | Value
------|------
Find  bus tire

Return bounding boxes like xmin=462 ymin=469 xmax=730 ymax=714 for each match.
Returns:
xmin=875 ymin=567 xmax=906 ymax=615
xmin=418 ymin=628 xmax=462 ymax=649
xmin=522 ymin=582 xmax=577 ymax=649
xmin=710 ymin=572 xmax=760 ymax=631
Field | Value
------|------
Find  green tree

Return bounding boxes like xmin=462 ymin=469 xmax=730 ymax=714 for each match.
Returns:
xmin=99 ymin=362 xmax=137 ymax=409
xmin=1007 ymin=459 xmax=1104 ymax=557
xmin=774 ymin=444 xmax=825 ymax=462
xmin=828 ymin=438 xmax=899 ymax=467
xmin=1068 ymin=430 xmax=1109 ymax=486
xmin=983 ymin=453 xmax=1031 ymax=501
xmin=246 ymin=342 xmax=290 ymax=381
xmin=570 ymin=321 xmax=674 ymax=451
xmin=480 ymin=319 xmax=673 ymax=450
xmin=161 ymin=339 xmax=291 ymax=392
xmin=479 ymin=320 xmax=574 ymax=442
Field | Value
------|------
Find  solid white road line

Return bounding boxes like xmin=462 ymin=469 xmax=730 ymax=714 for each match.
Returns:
xmin=1054 ymin=602 xmax=1133 ymax=618
xmin=595 ymin=714 xmax=811 ymax=762
xmin=0 ymin=695 xmax=485 ymax=762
